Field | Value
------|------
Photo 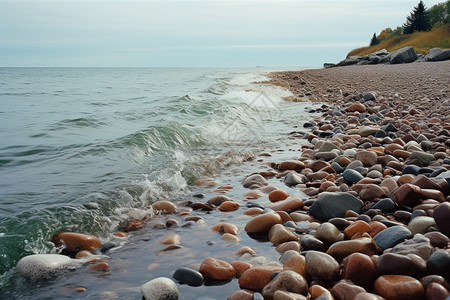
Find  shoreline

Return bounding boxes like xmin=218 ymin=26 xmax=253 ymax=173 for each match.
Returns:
xmin=6 ymin=62 xmax=450 ymax=299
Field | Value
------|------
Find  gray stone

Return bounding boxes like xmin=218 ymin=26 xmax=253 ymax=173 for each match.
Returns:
xmin=409 ymin=151 xmax=436 ymax=166
xmin=284 ymin=171 xmax=305 ymax=186
xmin=383 ymin=46 xmax=418 ymax=64
xmin=425 ymin=47 xmax=450 ymax=62
xmin=390 ymin=234 xmax=435 ymax=260
xmin=305 ymin=250 xmax=340 ymax=282
xmin=309 ymin=192 xmax=363 ymax=222
xmin=243 ymin=174 xmax=268 ymax=188
xmin=16 ymin=254 xmax=79 ymax=279
xmin=373 ymin=225 xmax=413 ymax=251
xmin=343 ymin=169 xmax=364 ymax=184
xmin=141 ymin=277 xmax=178 ymax=300
xmin=427 ymin=251 xmax=450 ymax=278
xmin=318 ymin=141 xmax=341 ymax=153
xmin=315 ymin=222 xmax=340 ymax=244
xmin=408 ymin=216 xmax=437 ymax=235
xmin=173 ymin=267 xmax=204 ymax=286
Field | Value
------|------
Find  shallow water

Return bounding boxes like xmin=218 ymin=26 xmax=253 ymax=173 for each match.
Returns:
xmin=0 ymin=67 xmax=317 ymax=297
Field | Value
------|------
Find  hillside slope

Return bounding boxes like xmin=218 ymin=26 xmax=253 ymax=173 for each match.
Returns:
xmin=347 ymin=24 xmax=450 ymax=57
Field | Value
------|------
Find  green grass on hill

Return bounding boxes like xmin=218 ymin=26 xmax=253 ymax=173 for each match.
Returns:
xmin=347 ymin=24 xmax=450 ymax=57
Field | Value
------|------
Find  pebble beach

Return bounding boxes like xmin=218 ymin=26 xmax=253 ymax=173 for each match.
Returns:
xmin=9 ymin=61 xmax=450 ymax=300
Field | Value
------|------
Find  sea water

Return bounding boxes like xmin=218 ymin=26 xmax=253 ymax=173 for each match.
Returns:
xmin=0 ymin=67 xmax=314 ymax=297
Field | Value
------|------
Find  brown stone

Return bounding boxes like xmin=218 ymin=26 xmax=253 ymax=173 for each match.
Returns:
xmin=341 ymin=253 xmax=376 ymax=288
xmin=369 ymin=221 xmax=388 ymax=237
xmin=207 ymin=195 xmax=232 ymax=206
xmin=227 ymin=290 xmax=253 ymax=300
xmin=52 ymin=232 xmax=101 ymax=252
xmin=244 ymin=211 xmax=282 ymax=233
xmin=433 ymin=202 xmax=450 ymax=238
xmin=354 ymin=292 xmax=385 ymax=300
xmin=199 ymin=257 xmax=236 ymax=280
xmin=219 ymin=201 xmax=240 ymax=212
xmin=374 ymin=275 xmax=424 ymax=300
xmin=245 ymin=207 xmax=264 ymax=215
xmin=243 ymin=190 xmax=263 ymax=199
xmin=231 ymin=261 xmax=252 ymax=276
xmin=283 ymin=254 xmax=307 ymax=278
xmin=269 ymin=224 xmax=299 ymax=244
xmin=355 ymin=150 xmax=377 ymax=167
xmin=158 ymin=233 xmax=181 ymax=245
xmin=152 ymin=200 xmax=177 ymax=213
xmin=346 ymin=103 xmax=366 ymax=113
xmin=235 ymin=246 xmax=256 ymax=256
xmin=426 ymin=282 xmax=450 ymax=300
xmin=277 ymin=241 xmax=301 ymax=253
xmin=330 ymin=281 xmax=366 ymax=300
xmin=344 ymin=220 xmax=372 ymax=239
xmin=279 ymin=160 xmax=305 ymax=171
xmin=326 ymin=237 xmax=380 ymax=261
xmin=239 ymin=266 xmax=283 ymax=291
xmin=309 ymin=285 xmax=333 ymax=299
xmin=269 ymin=189 xmax=290 ymax=202
xmin=88 ymin=262 xmax=109 ymax=271
xmin=273 ymin=290 xmax=308 ymax=300
xmin=271 ymin=198 xmax=304 ymax=212
xmin=262 ymin=270 xmax=308 ymax=299
xmin=190 ymin=202 xmax=214 ymax=211
xmin=394 ymin=183 xmax=422 ymax=207
xmin=211 ymin=223 xmax=240 ymax=235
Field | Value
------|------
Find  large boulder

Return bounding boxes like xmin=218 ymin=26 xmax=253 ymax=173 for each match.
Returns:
xmin=382 ymin=46 xmax=418 ymax=64
xmin=425 ymin=47 xmax=450 ymax=62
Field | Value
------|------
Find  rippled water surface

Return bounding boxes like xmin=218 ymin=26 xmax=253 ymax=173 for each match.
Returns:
xmin=0 ymin=67 xmax=314 ymax=297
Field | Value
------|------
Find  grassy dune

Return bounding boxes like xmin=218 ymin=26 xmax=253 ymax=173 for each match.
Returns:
xmin=347 ymin=24 xmax=450 ymax=57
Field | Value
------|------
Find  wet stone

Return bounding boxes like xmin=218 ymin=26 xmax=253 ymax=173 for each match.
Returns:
xmin=269 ymin=224 xmax=299 ymax=244
xmin=330 ymin=281 xmax=366 ymax=300
xmin=374 ymin=275 xmax=424 ymax=300
xmin=173 ymin=267 xmax=204 ymax=286
xmin=305 ymin=250 xmax=340 ymax=282
xmin=51 ymin=232 xmax=101 ymax=253
xmin=262 ymin=270 xmax=308 ymax=298
xmin=390 ymin=234 xmax=434 ymax=260
xmin=140 ymin=277 xmax=178 ymax=300
xmin=373 ymin=225 xmax=413 ymax=251
xmin=245 ymin=211 xmax=281 ymax=234
xmin=343 ymin=169 xmax=364 ymax=184
xmin=407 ymin=216 xmax=437 ymax=235
xmin=309 ymin=192 xmax=363 ymax=222
xmin=371 ymin=198 xmax=396 ymax=211
xmin=199 ymin=257 xmax=236 ymax=280
xmin=427 ymin=251 xmax=450 ymax=278
xmin=375 ymin=252 xmax=426 ymax=278
xmin=424 ymin=231 xmax=450 ymax=248
xmin=341 ymin=253 xmax=376 ymax=288
xmin=433 ymin=202 xmax=450 ymax=238
xmin=239 ymin=266 xmax=283 ymax=291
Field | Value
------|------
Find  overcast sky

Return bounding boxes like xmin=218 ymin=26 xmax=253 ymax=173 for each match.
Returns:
xmin=0 ymin=0 xmax=443 ymax=67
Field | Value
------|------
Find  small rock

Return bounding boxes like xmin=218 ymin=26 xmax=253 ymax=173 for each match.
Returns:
xmin=374 ymin=275 xmax=424 ymax=300
xmin=199 ymin=257 xmax=236 ymax=280
xmin=211 ymin=223 xmax=240 ymax=235
xmin=330 ymin=281 xmax=366 ymax=300
xmin=16 ymin=254 xmax=77 ymax=278
xmin=269 ymin=224 xmax=299 ymax=244
xmin=355 ymin=150 xmax=377 ymax=167
xmin=427 ymin=251 xmax=450 ymax=278
xmin=152 ymin=201 xmax=177 ymax=214
xmin=140 ymin=277 xmax=178 ymax=300
xmin=309 ymin=192 xmax=363 ymax=222
xmin=245 ymin=211 xmax=282 ymax=234
xmin=52 ymin=232 xmax=101 ymax=253
xmin=262 ymin=270 xmax=308 ymax=298
xmin=433 ymin=202 xmax=450 ymax=238
xmin=239 ymin=266 xmax=283 ymax=291
xmin=326 ymin=237 xmax=379 ymax=261
xmin=408 ymin=216 xmax=437 ymax=235
xmin=305 ymin=250 xmax=340 ymax=282
xmin=373 ymin=225 xmax=412 ymax=251
xmin=315 ymin=222 xmax=340 ymax=244
xmin=269 ymin=190 xmax=290 ymax=202
xmin=390 ymin=234 xmax=434 ymax=260
xmin=173 ymin=267 xmax=204 ymax=286
xmin=341 ymin=253 xmax=376 ymax=288
xmin=243 ymin=174 xmax=268 ymax=189
xmin=343 ymin=169 xmax=364 ymax=184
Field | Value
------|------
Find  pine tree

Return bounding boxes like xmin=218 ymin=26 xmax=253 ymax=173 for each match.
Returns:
xmin=403 ymin=1 xmax=431 ymax=34
xmin=369 ymin=33 xmax=379 ymax=46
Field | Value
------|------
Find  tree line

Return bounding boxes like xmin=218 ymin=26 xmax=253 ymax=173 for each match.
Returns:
xmin=370 ymin=0 xmax=450 ymax=46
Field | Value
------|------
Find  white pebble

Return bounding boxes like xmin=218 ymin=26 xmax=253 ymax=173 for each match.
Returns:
xmin=140 ymin=277 xmax=178 ymax=300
